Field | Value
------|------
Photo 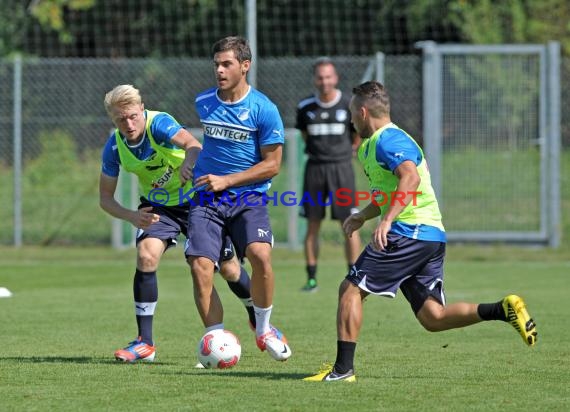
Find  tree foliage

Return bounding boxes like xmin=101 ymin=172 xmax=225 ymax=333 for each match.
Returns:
xmin=448 ymin=0 xmax=570 ymax=54
xmin=0 ymin=0 xmax=29 ymax=57
xmin=1 ymin=0 xmax=569 ymax=58
xmin=29 ymin=0 xmax=95 ymax=44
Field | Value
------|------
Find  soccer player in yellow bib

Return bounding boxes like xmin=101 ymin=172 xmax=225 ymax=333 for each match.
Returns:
xmin=304 ymin=81 xmax=537 ymax=382
xmin=99 ymin=84 xmax=267 ymax=363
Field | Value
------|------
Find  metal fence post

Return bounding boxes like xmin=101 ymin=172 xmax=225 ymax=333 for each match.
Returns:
xmin=285 ymin=129 xmax=300 ymax=250
xmin=360 ymin=52 xmax=385 ymax=84
xmin=375 ymin=52 xmax=385 ymax=83
xmin=13 ymin=55 xmax=23 ymax=247
xmin=245 ymin=0 xmax=257 ymax=88
xmin=416 ymin=41 xmax=443 ymax=201
xmin=547 ymin=41 xmax=561 ymax=248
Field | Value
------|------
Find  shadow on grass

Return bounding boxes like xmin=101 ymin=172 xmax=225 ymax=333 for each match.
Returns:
xmin=0 ymin=356 xmax=176 ymax=365
xmin=161 ymin=369 xmax=307 ymax=380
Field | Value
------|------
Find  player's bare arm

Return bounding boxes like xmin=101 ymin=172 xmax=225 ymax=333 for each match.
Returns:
xmin=194 ymin=143 xmax=282 ymax=192
xmin=343 ymin=202 xmax=380 ymax=237
xmin=372 ymin=160 xmax=421 ymax=250
xmin=99 ymin=173 xmax=159 ymax=229
xmin=351 ymin=131 xmax=362 ymax=153
xmin=171 ymin=128 xmax=202 ymax=185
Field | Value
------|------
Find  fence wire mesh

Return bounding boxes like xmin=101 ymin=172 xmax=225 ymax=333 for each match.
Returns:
xmin=0 ymin=52 xmax=562 ymax=246
xmin=0 ymin=55 xmax=380 ymax=245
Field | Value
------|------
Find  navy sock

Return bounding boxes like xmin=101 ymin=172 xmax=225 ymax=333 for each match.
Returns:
xmin=246 ymin=306 xmax=256 ymax=328
xmin=306 ymin=265 xmax=317 ymax=281
xmin=334 ymin=340 xmax=356 ymax=374
xmin=133 ymin=269 xmax=158 ymax=345
xmin=226 ymin=266 xmax=251 ymax=299
xmin=477 ymin=301 xmax=507 ymax=321
xmin=226 ymin=267 xmax=256 ymax=326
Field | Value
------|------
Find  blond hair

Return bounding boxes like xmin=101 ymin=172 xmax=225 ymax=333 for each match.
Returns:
xmin=103 ymin=84 xmax=142 ymax=114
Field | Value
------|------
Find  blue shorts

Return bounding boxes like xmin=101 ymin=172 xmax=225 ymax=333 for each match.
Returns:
xmin=136 ymin=198 xmax=234 ymax=260
xmin=346 ymin=233 xmax=446 ymax=313
xmin=185 ymin=191 xmax=273 ymax=262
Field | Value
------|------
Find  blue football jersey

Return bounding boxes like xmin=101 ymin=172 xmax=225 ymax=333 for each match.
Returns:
xmin=375 ymin=126 xmax=423 ymax=172
xmin=193 ymin=86 xmax=285 ymax=193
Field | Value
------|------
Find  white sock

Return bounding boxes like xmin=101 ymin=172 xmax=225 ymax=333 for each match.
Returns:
xmin=205 ymin=323 xmax=224 ymax=333
xmin=253 ymin=305 xmax=272 ymax=336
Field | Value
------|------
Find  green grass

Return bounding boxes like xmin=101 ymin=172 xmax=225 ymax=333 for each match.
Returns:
xmin=442 ymin=149 xmax=542 ymax=231
xmin=1 ymin=245 xmax=569 ymax=411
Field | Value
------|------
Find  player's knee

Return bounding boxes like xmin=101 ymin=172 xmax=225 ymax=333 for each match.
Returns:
xmin=417 ymin=306 xmax=446 ymax=332
xmin=418 ymin=318 xmax=442 ymax=332
xmin=189 ymin=257 xmax=214 ymax=279
xmin=218 ymin=259 xmax=240 ymax=282
xmin=137 ymin=251 xmax=159 ymax=271
xmin=338 ymin=279 xmax=364 ymax=300
xmin=306 ymin=221 xmax=321 ymax=236
xmin=136 ymin=239 xmax=165 ymax=270
xmin=245 ymin=243 xmax=272 ymax=269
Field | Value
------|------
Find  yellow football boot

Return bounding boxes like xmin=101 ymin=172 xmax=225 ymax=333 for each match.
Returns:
xmin=502 ymin=295 xmax=537 ymax=346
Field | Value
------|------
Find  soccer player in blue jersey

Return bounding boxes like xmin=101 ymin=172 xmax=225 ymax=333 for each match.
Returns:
xmin=100 ymin=84 xmax=265 ymax=363
xmin=184 ymin=36 xmax=291 ymax=361
xmin=305 ymin=81 xmax=537 ymax=382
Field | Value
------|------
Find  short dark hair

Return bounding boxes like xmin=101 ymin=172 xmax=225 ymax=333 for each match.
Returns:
xmin=312 ymin=56 xmax=336 ymax=74
xmin=352 ymin=81 xmax=390 ymax=117
xmin=212 ymin=36 xmax=252 ymax=62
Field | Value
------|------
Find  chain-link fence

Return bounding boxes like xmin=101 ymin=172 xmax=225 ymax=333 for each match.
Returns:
xmin=1 ymin=52 xmax=564 ymax=246
xmin=0 ymin=55 xmax=383 ymax=246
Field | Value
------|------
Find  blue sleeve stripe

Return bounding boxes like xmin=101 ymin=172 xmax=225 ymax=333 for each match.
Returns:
xmin=260 ymin=139 xmax=284 ymax=146
xmin=196 ymin=90 xmax=217 ymax=103
xmin=297 ymin=96 xmax=316 ymax=109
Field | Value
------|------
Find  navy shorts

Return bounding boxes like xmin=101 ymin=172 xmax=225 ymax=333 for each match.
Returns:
xmin=301 ymin=160 xmax=358 ymax=221
xmin=136 ymin=198 xmax=234 ymax=260
xmin=185 ymin=191 xmax=273 ymax=263
xmin=346 ymin=233 xmax=446 ymax=313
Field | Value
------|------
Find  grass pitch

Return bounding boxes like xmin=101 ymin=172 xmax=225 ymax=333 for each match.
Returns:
xmin=1 ymin=245 xmax=569 ymax=411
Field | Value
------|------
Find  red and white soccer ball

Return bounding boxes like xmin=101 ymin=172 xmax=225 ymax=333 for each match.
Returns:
xmin=197 ymin=329 xmax=241 ymax=369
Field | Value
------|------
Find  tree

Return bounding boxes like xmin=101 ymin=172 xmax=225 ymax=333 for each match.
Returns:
xmin=444 ymin=0 xmax=569 ymax=148
xmin=0 ymin=1 xmax=29 ymax=57
xmin=28 ymin=0 xmax=95 ymax=44
xmin=448 ymin=0 xmax=570 ymax=53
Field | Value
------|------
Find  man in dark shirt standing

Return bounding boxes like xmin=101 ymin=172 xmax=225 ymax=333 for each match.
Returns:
xmin=296 ymin=57 xmax=362 ymax=292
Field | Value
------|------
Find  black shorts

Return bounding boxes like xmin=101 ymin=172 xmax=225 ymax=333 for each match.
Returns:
xmin=301 ymin=160 xmax=358 ymax=221
xmin=136 ymin=198 xmax=234 ymax=260
xmin=185 ymin=191 xmax=273 ymax=263
xmin=346 ymin=233 xmax=447 ymax=313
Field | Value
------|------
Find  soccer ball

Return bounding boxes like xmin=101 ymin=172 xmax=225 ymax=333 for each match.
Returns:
xmin=197 ymin=329 xmax=241 ymax=369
